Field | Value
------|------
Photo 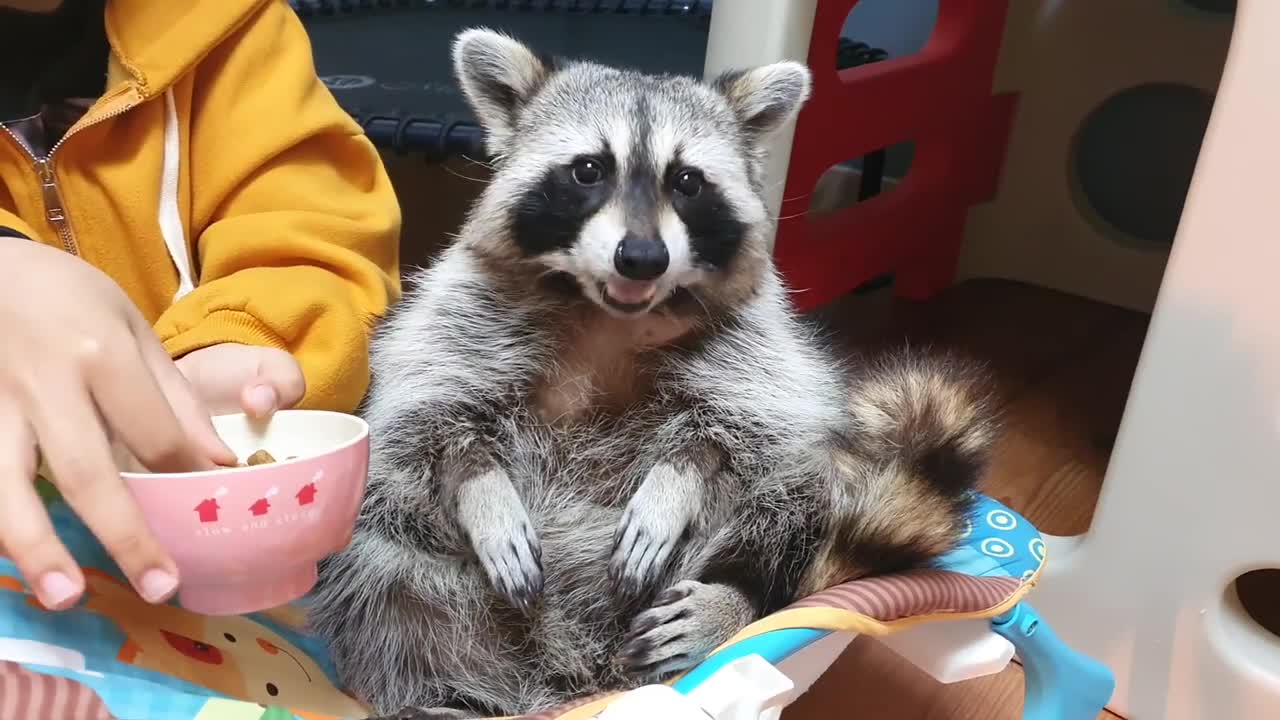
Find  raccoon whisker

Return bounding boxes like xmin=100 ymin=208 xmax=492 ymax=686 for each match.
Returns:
xmin=460 ymin=154 xmax=499 ymax=171
xmin=769 ymin=209 xmax=812 ymax=222
xmin=684 ymin=289 xmax=714 ymax=320
xmin=443 ymin=165 xmax=494 ymax=184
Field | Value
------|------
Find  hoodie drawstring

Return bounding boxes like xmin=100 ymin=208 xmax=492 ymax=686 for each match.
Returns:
xmin=159 ymin=88 xmax=194 ymax=302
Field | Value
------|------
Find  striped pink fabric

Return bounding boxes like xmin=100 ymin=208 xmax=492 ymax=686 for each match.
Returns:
xmin=787 ymin=569 xmax=1022 ymax=620
xmin=0 ymin=661 xmax=114 ymax=720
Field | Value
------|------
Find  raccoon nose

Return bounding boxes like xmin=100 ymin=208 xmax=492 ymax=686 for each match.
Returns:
xmin=614 ymin=235 xmax=669 ymax=281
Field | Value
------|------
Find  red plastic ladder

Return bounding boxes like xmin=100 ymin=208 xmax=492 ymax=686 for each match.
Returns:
xmin=775 ymin=0 xmax=1019 ymax=311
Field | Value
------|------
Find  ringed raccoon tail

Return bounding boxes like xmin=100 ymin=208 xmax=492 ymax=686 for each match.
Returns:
xmin=847 ymin=347 xmax=999 ymax=493
xmin=804 ymin=349 xmax=1000 ymax=594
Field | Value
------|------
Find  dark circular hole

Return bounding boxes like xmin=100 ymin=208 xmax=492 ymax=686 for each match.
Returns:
xmin=1072 ymin=82 xmax=1215 ymax=245
xmin=266 ymin=682 xmax=279 ymax=697
xmin=1236 ymin=569 xmax=1280 ymax=638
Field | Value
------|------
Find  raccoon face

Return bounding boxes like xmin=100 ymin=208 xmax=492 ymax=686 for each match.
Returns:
xmin=452 ymin=28 xmax=811 ymax=317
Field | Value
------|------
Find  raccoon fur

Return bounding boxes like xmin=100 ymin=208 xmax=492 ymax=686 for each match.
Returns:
xmin=307 ymin=28 xmax=998 ymax=720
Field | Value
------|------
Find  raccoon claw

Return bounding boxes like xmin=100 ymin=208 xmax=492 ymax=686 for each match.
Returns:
xmin=474 ymin=519 xmax=544 ymax=612
xmin=618 ymin=580 xmax=752 ymax=678
xmin=651 ymin=583 xmax=695 ymax=608
xmin=608 ymin=513 xmax=677 ymax=600
xmin=608 ymin=497 xmax=688 ymax=600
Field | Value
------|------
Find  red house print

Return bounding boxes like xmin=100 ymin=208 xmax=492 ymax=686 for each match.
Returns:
xmin=296 ymin=483 xmax=318 ymax=506
xmin=194 ymin=498 xmax=221 ymax=524
xmin=248 ymin=498 xmax=272 ymax=517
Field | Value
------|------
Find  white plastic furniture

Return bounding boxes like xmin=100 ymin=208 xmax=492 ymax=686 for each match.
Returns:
xmin=1032 ymin=1 xmax=1280 ymax=717
xmin=702 ymin=0 xmax=819 ymax=247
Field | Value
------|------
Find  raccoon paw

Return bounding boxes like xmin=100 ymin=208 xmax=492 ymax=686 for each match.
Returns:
xmin=469 ymin=499 xmax=544 ymax=613
xmin=608 ymin=465 xmax=699 ymax=599
xmin=617 ymin=580 xmax=754 ymax=678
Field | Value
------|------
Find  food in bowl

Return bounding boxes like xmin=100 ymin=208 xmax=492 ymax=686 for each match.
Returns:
xmin=120 ymin=410 xmax=370 ymax=616
xmin=244 ymin=449 xmax=279 ymax=466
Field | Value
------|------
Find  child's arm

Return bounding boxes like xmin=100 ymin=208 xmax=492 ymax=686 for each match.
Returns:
xmin=152 ymin=1 xmax=402 ymax=413
xmin=0 ymin=210 xmax=41 ymax=243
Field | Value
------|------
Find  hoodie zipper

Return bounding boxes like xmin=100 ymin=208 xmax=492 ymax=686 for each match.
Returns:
xmin=2 ymin=126 xmax=78 ymax=255
xmin=2 ymin=96 xmax=139 ymax=257
xmin=34 ymin=156 xmax=75 ymax=255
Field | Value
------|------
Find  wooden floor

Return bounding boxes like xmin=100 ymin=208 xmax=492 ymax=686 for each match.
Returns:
xmin=784 ymin=278 xmax=1148 ymax=720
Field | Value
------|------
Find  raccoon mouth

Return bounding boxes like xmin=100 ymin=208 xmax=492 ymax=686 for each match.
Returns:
xmin=601 ymin=278 xmax=658 ymax=314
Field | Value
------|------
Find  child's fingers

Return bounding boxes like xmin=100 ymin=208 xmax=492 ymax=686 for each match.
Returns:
xmin=126 ymin=309 xmax=236 ymax=467
xmin=242 ymin=384 xmax=279 ymax=419
xmin=27 ymin=378 xmax=179 ymax=605
xmin=0 ymin=401 xmax=84 ymax=611
xmin=243 ymin=349 xmax=306 ymax=419
xmin=88 ymin=339 xmax=211 ymax=474
xmin=261 ymin=349 xmax=306 ymax=409
xmin=137 ymin=336 xmax=237 ymax=467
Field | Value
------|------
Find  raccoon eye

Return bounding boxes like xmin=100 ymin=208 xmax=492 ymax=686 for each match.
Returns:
xmin=673 ymin=169 xmax=704 ymax=198
xmin=571 ymin=158 xmax=605 ymax=186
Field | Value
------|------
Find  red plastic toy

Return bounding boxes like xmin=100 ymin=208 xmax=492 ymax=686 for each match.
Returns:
xmin=775 ymin=0 xmax=1019 ymax=311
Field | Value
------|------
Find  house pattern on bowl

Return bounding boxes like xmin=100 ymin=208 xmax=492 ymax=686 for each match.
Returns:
xmin=193 ymin=471 xmax=325 ymax=537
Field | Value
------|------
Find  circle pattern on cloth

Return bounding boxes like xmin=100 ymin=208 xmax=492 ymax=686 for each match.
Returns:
xmin=986 ymin=509 xmax=1018 ymax=531
xmin=981 ymin=538 xmax=1015 ymax=559
xmin=933 ymin=495 xmax=1045 ymax=580
xmin=1029 ymin=538 xmax=1047 ymax=562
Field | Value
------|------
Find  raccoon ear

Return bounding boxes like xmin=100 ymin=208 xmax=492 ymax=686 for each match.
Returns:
xmin=713 ymin=62 xmax=813 ymax=139
xmin=452 ymin=28 xmax=551 ymax=153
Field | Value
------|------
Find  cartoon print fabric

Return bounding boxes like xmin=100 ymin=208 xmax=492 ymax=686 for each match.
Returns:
xmin=0 ymin=491 xmax=1046 ymax=720
xmin=0 ymin=498 xmax=369 ymax=720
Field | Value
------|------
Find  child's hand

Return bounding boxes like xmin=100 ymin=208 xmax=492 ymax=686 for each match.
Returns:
xmin=0 ymin=239 xmax=235 ymax=611
xmin=176 ymin=343 xmax=306 ymax=419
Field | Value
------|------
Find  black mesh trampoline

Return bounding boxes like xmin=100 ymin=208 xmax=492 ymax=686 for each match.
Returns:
xmin=290 ymin=1 xmax=715 ymax=159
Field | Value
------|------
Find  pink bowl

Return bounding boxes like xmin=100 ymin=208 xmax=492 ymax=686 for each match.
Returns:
xmin=122 ymin=410 xmax=369 ymax=616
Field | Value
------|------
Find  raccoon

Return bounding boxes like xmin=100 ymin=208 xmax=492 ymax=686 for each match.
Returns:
xmin=307 ymin=28 xmax=998 ymax=720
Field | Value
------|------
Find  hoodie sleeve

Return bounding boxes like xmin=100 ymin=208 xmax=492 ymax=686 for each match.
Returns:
xmin=0 ymin=209 xmax=39 ymax=241
xmin=152 ymin=1 xmax=401 ymax=413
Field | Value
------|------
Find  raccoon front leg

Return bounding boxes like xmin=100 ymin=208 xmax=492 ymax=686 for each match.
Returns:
xmin=449 ymin=462 xmax=544 ymax=611
xmin=608 ymin=449 xmax=719 ymax=600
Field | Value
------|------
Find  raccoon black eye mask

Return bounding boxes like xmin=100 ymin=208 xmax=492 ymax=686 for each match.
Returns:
xmin=307 ymin=27 xmax=996 ymax=720
xmin=514 ymin=137 xmax=743 ymax=317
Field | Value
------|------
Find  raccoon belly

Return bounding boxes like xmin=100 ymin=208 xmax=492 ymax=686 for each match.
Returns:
xmin=525 ymin=497 xmax=630 ymax=690
xmin=312 ymin=501 xmax=626 ymax=714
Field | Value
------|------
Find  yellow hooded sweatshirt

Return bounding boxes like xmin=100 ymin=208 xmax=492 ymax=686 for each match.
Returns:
xmin=0 ymin=0 xmax=402 ymax=412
